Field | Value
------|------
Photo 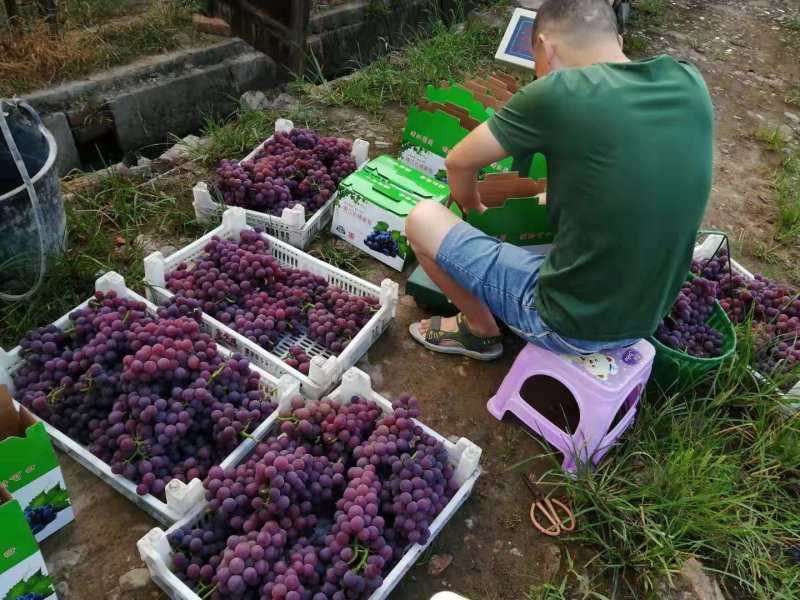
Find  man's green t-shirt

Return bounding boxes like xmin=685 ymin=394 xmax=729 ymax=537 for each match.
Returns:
xmin=487 ymin=55 xmax=713 ymax=341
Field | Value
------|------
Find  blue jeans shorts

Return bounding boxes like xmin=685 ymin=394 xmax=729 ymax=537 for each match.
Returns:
xmin=435 ymin=221 xmax=637 ymax=355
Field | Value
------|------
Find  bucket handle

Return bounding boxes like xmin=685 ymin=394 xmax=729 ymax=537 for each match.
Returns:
xmin=0 ymin=100 xmax=48 ymax=302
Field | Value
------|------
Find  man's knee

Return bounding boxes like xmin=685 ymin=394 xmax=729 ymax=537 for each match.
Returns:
xmin=406 ymin=200 xmax=446 ymax=244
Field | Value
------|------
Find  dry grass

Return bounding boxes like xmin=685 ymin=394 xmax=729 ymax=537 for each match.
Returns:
xmin=0 ymin=1 xmax=198 ymax=96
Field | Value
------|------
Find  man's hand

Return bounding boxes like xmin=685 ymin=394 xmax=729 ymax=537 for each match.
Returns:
xmin=445 ymin=122 xmax=509 ymax=214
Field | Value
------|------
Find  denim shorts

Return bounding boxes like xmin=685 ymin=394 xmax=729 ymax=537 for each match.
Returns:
xmin=435 ymin=221 xmax=637 ymax=355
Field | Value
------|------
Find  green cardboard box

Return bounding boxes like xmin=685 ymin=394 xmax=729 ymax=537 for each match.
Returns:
xmin=400 ymin=99 xmax=546 ymax=183
xmin=0 ymin=385 xmax=74 ymax=543
xmin=449 ymin=172 xmax=553 ymax=247
xmin=0 ymin=489 xmax=57 ymax=600
xmin=331 ymin=155 xmax=450 ymax=271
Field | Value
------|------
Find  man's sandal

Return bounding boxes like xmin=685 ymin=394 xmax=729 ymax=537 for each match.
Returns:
xmin=409 ymin=313 xmax=503 ymax=361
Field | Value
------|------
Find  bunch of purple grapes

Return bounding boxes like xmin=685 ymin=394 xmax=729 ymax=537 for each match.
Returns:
xmin=214 ymin=128 xmax=357 ymax=218
xmin=168 ymin=394 xmax=458 ymax=599
xmin=654 ymin=277 xmax=726 ymax=358
xmin=692 ymin=248 xmax=800 ymax=382
xmin=165 ymin=230 xmax=380 ymax=376
xmin=13 ymin=291 xmax=276 ymax=499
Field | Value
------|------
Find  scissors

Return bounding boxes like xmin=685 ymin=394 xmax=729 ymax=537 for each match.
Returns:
xmin=521 ymin=474 xmax=576 ymax=537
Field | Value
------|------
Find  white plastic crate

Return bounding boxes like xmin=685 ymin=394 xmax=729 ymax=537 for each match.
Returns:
xmin=193 ymin=118 xmax=371 ymax=250
xmin=144 ymin=207 xmax=400 ymax=399
xmin=0 ymin=272 xmax=301 ymax=525
xmin=693 ymin=234 xmax=800 ymax=411
xmin=137 ymin=367 xmax=482 ymax=600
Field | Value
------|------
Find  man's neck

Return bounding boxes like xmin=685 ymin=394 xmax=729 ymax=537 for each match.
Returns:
xmin=562 ymin=45 xmax=631 ymax=69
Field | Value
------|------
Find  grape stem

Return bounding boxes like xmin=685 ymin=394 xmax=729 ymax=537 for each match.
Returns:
xmin=206 ymin=364 xmax=227 ymax=387
xmin=47 ymin=386 xmax=64 ymax=405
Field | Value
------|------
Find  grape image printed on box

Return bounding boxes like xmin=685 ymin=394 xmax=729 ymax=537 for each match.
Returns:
xmin=0 ymin=492 xmax=56 ymax=600
xmin=0 ymin=386 xmax=74 ymax=542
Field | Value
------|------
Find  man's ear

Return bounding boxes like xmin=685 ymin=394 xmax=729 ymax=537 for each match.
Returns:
xmin=541 ymin=35 xmax=557 ymax=68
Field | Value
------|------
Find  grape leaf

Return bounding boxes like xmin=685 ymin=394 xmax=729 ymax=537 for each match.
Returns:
xmin=397 ymin=240 xmax=410 ymax=259
xmin=2 ymin=570 xmax=53 ymax=600
xmin=374 ymin=222 xmax=389 ymax=232
xmin=3 ymin=580 xmax=26 ymax=600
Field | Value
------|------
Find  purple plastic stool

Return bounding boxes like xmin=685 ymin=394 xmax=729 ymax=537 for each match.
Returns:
xmin=487 ymin=340 xmax=655 ymax=473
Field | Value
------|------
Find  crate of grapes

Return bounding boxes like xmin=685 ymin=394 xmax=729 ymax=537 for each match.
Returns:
xmin=693 ymin=233 xmax=800 ymax=411
xmin=144 ymin=207 xmax=400 ymax=400
xmin=193 ymin=119 xmax=371 ymax=250
xmin=0 ymin=272 xmax=302 ymax=525
xmin=137 ymin=367 xmax=482 ymax=600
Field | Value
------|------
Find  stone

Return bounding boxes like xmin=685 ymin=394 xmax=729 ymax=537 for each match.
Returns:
xmin=119 ymin=568 xmax=151 ymax=591
xmin=537 ymin=543 xmax=562 ymax=582
xmin=467 ymin=8 xmax=512 ymax=31
xmin=269 ymin=93 xmax=300 ymax=112
xmin=159 ymin=135 xmax=201 ymax=165
xmin=130 ymin=156 xmax=152 ymax=178
xmin=513 ymin=0 xmax=545 ymax=9
xmin=55 ymin=581 xmax=70 ymax=598
xmin=136 ymin=233 xmax=176 ymax=257
xmin=110 ymin=51 xmax=277 ymax=152
xmin=785 ymin=112 xmax=800 ymax=123
xmin=426 ymin=553 xmax=453 ymax=576
xmin=240 ymin=90 xmax=268 ymax=111
xmin=192 ymin=14 xmax=231 ymax=37
xmin=679 ymin=558 xmax=727 ymax=600
xmin=41 ymin=112 xmax=82 ymax=177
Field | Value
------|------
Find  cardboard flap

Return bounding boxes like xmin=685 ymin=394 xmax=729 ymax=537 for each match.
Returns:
xmin=418 ymin=98 xmax=480 ymax=131
xmin=490 ymin=70 xmax=520 ymax=88
xmin=464 ymin=76 xmax=513 ymax=101
xmin=478 ymin=174 xmax=547 ymax=207
xmin=0 ymin=385 xmax=29 ymax=442
xmin=468 ymin=88 xmax=502 ymax=111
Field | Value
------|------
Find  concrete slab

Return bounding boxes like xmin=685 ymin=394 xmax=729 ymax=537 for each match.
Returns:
xmin=111 ymin=52 xmax=277 ymax=152
xmin=41 ymin=112 xmax=81 ymax=176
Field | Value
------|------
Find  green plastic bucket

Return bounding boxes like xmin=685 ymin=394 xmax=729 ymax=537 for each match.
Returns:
xmin=647 ymin=300 xmax=737 ymax=386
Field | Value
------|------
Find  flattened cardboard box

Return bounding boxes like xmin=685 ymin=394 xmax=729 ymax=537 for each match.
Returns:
xmin=0 ymin=385 xmax=74 ymax=543
xmin=331 ymin=155 xmax=450 ymax=271
xmin=0 ymin=488 xmax=57 ymax=600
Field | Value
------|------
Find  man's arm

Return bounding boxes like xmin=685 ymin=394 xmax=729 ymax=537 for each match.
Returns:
xmin=445 ymin=122 xmax=509 ymax=213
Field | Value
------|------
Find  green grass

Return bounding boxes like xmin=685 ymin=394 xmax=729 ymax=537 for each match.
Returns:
xmin=754 ymin=125 xmax=791 ymax=152
xmin=298 ymin=20 xmax=502 ymax=113
xmin=774 ymin=152 xmax=800 ymax=242
xmin=0 ymin=170 xmax=207 ymax=348
xmin=787 ymin=86 xmax=800 ymax=107
xmin=308 ymin=233 xmax=372 ymax=279
xmin=623 ymin=34 xmax=649 ymax=55
xmin=635 ymin=0 xmax=665 ymax=16
xmin=526 ymin=343 xmax=800 ymax=599
xmin=527 ymin=551 xmax=610 ymax=600
xmin=0 ymin=1 xmax=199 ymax=96
xmin=189 ymin=107 xmax=328 ymax=165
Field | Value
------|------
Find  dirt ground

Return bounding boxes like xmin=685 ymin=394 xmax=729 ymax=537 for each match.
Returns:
xmin=37 ymin=1 xmax=800 ymax=599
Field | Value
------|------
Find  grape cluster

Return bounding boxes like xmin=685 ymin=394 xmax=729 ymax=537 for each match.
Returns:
xmin=13 ymin=291 xmax=276 ymax=499
xmin=165 ymin=230 xmax=380 ymax=374
xmin=168 ymin=394 xmax=459 ymax=599
xmin=24 ymin=504 xmax=58 ymax=534
xmin=655 ymin=277 xmax=725 ymax=358
xmin=692 ymin=248 xmax=800 ymax=383
xmin=11 ymin=594 xmax=45 ymax=600
xmin=215 ymin=129 xmax=358 ymax=218
xmin=363 ymin=231 xmax=399 ymax=258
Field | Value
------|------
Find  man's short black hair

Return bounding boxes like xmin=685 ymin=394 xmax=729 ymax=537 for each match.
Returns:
xmin=532 ymin=0 xmax=619 ymax=46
